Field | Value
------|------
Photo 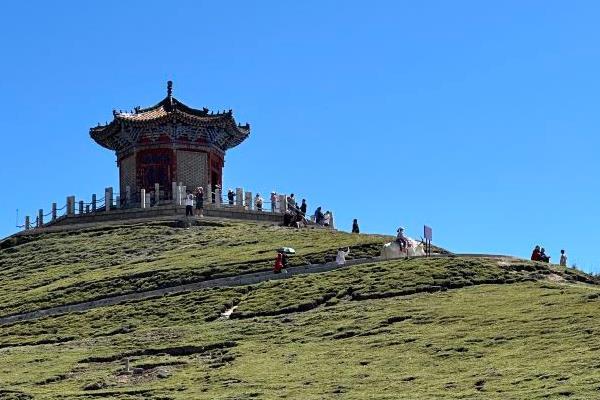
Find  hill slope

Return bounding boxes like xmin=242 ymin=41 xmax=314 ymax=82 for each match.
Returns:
xmin=0 ymin=219 xmax=598 ymax=399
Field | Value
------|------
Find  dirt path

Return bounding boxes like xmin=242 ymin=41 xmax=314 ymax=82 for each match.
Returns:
xmin=0 ymin=253 xmax=524 ymax=326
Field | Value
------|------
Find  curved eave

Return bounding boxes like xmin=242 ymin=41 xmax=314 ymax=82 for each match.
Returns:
xmin=90 ymin=122 xmax=120 ymax=150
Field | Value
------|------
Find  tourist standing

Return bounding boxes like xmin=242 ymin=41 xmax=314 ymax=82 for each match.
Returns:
xmin=270 ymin=192 xmax=277 ymax=212
xmin=352 ymin=219 xmax=360 ymax=234
xmin=560 ymin=249 xmax=568 ymax=267
xmin=300 ymin=199 xmax=307 ymax=215
xmin=323 ymin=211 xmax=332 ymax=227
xmin=287 ymin=193 xmax=296 ymax=210
xmin=227 ymin=189 xmax=235 ymax=205
xmin=336 ymin=247 xmax=350 ymax=265
xmin=314 ymin=207 xmax=324 ymax=225
xmin=255 ymin=193 xmax=264 ymax=211
xmin=195 ymin=187 xmax=204 ymax=217
xmin=185 ymin=193 xmax=194 ymax=217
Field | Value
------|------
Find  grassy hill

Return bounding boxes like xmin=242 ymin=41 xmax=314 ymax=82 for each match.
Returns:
xmin=0 ymin=219 xmax=598 ymax=399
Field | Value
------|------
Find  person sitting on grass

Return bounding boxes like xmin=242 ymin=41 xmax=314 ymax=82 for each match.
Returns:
xmin=531 ymin=245 xmax=541 ymax=261
xmin=539 ymin=247 xmax=550 ymax=263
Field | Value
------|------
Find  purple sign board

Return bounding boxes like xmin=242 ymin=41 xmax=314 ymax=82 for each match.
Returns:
xmin=424 ymin=225 xmax=432 ymax=241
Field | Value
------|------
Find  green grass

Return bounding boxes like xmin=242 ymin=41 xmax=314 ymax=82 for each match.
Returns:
xmin=0 ymin=220 xmax=599 ymax=399
xmin=0 ymin=220 xmax=386 ymax=316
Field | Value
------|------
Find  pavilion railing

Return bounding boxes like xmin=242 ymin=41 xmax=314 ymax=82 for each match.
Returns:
xmin=16 ymin=183 xmax=330 ymax=231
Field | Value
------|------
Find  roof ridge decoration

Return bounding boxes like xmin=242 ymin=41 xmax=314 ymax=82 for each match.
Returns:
xmin=90 ymin=81 xmax=250 ymax=154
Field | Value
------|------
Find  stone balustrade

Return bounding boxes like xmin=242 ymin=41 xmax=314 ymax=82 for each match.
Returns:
xmin=19 ymin=183 xmax=333 ymax=231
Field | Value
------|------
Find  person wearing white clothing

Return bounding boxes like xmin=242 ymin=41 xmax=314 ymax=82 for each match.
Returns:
xmin=559 ymin=249 xmax=567 ymax=267
xmin=185 ymin=193 xmax=194 ymax=217
xmin=336 ymin=247 xmax=350 ymax=265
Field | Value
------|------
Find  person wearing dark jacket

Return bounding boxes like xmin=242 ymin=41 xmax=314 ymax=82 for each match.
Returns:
xmin=531 ymin=245 xmax=541 ymax=261
xmin=352 ymin=219 xmax=360 ymax=234
xmin=300 ymin=199 xmax=307 ymax=215
xmin=314 ymin=207 xmax=324 ymax=225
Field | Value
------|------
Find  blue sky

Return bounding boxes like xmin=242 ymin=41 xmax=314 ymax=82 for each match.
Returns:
xmin=0 ymin=1 xmax=598 ymax=273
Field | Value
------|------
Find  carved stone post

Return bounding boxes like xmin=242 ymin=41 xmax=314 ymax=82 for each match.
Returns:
xmin=140 ymin=189 xmax=146 ymax=209
xmin=172 ymin=182 xmax=177 ymax=203
xmin=105 ymin=187 xmax=113 ymax=212
xmin=154 ymin=183 xmax=160 ymax=205
xmin=38 ymin=209 xmax=43 ymax=227
xmin=115 ymin=195 xmax=121 ymax=209
xmin=79 ymin=201 xmax=84 ymax=214
xmin=85 ymin=205 xmax=90 ymax=213
xmin=25 ymin=216 xmax=30 ymax=230
xmin=51 ymin=203 xmax=57 ymax=221
xmin=92 ymin=194 xmax=97 ymax=212
xmin=215 ymin=187 xmax=222 ymax=207
xmin=245 ymin=192 xmax=253 ymax=211
xmin=176 ymin=186 xmax=182 ymax=206
xmin=145 ymin=192 xmax=151 ymax=209
xmin=278 ymin=195 xmax=287 ymax=214
xmin=66 ymin=196 xmax=75 ymax=216
xmin=236 ymin=188 xmax=244 ymax=207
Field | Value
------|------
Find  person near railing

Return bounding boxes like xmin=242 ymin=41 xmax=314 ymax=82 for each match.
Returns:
xmin=287 ymin=193 xmax=296 ymax=210
xmin=227 ymin=189 xmax=235 ymax=205
xmin=255 ymin=193 xmax=264 ymax=211
xmin=195 ymin=187 xmax=204 ymax=217
xmin=185 ymin=192 xmax=194 ymax=217
xmin=270 ymin=192 xmax=277 ymax=212
xmin=300 ymin=199 xmax=307 ymax=215
xmin=352 ymin=219 xmax=360 ymax=234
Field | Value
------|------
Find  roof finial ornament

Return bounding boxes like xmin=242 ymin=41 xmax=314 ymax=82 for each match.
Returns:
xmin=167 ymin=80 xmax=173 ymax=98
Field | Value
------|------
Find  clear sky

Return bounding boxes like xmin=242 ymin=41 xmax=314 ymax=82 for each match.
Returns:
xmin=0 ymin=1 xmax=598 ymax=273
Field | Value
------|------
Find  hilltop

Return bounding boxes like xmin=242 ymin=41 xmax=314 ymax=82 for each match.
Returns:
xmin=0 ymin=219 xmax=599 ymax=399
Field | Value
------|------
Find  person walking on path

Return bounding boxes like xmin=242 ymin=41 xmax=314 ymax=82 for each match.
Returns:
xmin=185 ymin=193 xmax=194 ymax=217
xmin=336 ymin=247 xmax=350 ymax=265
xmin=194 ymin=187 xmax=204 ymax=217
xmin=274 ymin=252 xmax=283 ymax=274
xmin=560 ymin=249 xmax=568 ymax=267
xmin=352 ymin=219 xmax=360 ymax=234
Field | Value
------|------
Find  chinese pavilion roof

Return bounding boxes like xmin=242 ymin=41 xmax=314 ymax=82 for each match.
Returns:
xmin=90 ymin=81 xmax=250 ymax=153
